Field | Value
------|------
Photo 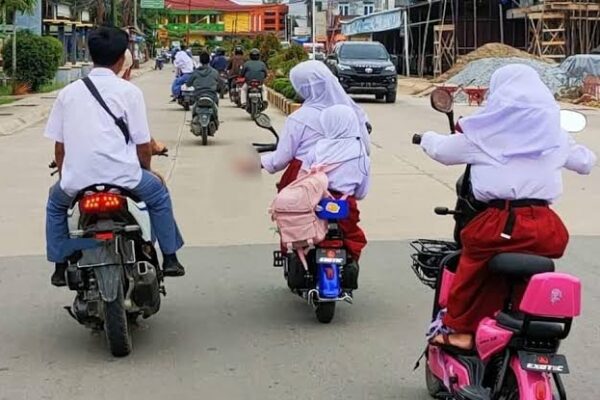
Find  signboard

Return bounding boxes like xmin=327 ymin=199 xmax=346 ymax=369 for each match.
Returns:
xmin=141 ymin=0 xmax=164 ymax=9
xmin=56 ymin=4 xmax=71 ymax=18
xmin=341 ymin=9 xmax=404 ymax=36
xmin=315 ymin=11 xmax=326 ymax=38
xmin=294 ymin=27 xmax=310 ymax=36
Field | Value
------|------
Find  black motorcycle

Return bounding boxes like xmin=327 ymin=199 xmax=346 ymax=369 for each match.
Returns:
xmin=246 ymin=80 xmax=268 ymax=118
xmin=191 ymin=96 xmax=219 ymax=146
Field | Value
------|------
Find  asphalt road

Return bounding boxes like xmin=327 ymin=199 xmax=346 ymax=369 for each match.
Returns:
xmin=0 ymin=68 xmax=599 ymax=400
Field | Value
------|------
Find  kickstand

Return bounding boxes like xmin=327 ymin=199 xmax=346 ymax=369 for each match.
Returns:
xmin=413 ymin=348 xmax=427 ymax=371
xmin=64 ymin=306 xmax=82 ymax=325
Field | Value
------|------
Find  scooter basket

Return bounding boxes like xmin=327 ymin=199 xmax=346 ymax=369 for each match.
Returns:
xmin=410 ymin=239 xmax=458 ymax=289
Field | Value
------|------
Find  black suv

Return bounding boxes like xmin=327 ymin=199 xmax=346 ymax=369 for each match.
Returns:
xmin=327 ymin=41 xmax=398 ymax=103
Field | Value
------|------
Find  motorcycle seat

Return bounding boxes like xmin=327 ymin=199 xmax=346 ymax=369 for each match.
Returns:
xmin=197 ymin=97 xmax=215 ymax=107
xmin=488 ymin=253 xmax=554 ymax=278
xmin=496 ymin=311 xmax=566 ymax=339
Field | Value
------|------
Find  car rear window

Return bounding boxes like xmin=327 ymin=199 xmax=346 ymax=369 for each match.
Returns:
xmin=340 ymin=44 xmax=388 ymax=60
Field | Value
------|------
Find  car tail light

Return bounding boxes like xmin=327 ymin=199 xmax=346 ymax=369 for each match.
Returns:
xmin=80 ymin=193 xmax=124 ymax=214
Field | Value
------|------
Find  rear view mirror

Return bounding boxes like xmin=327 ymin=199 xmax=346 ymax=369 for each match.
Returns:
xmin=254 ymin=113 xmax=272 ymax=130
xmin=390 ymin=55 xmax=398 ymax=67
xmin=430 ymin=88 xmax=454 ymax=114
xmin=560 ymin=110 xmax=587 ymax=133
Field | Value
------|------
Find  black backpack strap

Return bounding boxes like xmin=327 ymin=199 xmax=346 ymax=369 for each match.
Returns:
xmin=81 ymin=77 xmax=131 ymax=144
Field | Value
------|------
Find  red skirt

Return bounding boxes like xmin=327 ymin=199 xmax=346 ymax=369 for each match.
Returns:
xmin=276 ymin=159 xmax=367 ymax=261
xmin=443 ymin=206 xmax=569 ymax=333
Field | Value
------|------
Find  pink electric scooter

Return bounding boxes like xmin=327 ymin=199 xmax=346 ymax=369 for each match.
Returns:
xmin=410 ymin=88 xmax=587 ymax=400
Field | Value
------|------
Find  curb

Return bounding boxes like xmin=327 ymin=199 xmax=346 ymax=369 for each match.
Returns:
xmin=0 ymin=62 xmax=155 ymax=137
xmin=266 ymin=87 xmax=301 ymax=115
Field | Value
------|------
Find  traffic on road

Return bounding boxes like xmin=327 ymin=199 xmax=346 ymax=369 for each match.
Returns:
xmin=1 ymin=25 xmax=599 ymax=400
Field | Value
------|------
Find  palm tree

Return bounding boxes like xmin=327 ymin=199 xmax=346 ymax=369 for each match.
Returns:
xmin=0 ymin=0 xmax=37 ymax=86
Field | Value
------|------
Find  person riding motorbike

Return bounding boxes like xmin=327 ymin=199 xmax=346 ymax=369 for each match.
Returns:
xmin=210 ymin=47 xmax=228 ymax=73
xmin=186 ymin=51 xmax=220 ymax=121
xmin=302 ymin=104 xmax=370 ymax=289
xmin=240 ymin=48 xmax=268 ymax=107
xmin=418 ymin=64 xmax=596 ymax=350
xmin=45 ymin=26 xmax=186 ymax=287
xmin=171 ymin=45 xmax=195 ymax=102
xmin=227 ymin=46 xmax=245 ymax=91
xmin=236 ymin=60 xmax=371 ymax=286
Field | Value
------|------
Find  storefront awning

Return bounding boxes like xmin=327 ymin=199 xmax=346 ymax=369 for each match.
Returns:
xmin=341 ymin=8 xmax=405 ymax=37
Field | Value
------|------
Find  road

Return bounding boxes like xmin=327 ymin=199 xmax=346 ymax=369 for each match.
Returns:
xmin=0 ymin=68 xmax=599 ymax=400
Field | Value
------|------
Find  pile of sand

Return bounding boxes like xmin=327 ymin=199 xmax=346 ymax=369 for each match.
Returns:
xmin=433 ymin=43 xmax=552 ymax=83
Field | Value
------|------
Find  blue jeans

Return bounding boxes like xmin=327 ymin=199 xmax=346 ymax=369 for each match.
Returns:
xmin=171 ymin=73 xmax=191 ymax=97
xmin=46 ymin=170 xmax=184 ymax=263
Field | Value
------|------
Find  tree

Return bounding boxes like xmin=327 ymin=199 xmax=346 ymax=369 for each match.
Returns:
xmin=0 ymin=0 xmax=37 ymax=90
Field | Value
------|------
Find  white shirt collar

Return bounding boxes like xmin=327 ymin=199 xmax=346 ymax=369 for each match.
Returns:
xmin=88 ymin=67 xmax=117 ymax=77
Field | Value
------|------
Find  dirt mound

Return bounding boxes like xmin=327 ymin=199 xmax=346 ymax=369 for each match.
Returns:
xmin=433 ymin=43 xmax=552 ymax=83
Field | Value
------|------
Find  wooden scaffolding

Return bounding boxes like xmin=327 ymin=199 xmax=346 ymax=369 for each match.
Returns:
xmin=507 ymin=0 xmax=600 ymax=61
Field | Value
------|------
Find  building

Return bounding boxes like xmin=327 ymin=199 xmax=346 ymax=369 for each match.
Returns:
xmin=159 ymin=0 xmax=287 ymax=45
xmin=326 ymin=0 xmax=389 ymax=49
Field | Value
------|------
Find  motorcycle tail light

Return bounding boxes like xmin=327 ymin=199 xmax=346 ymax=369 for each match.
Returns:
xmin=95 ymin=232 xmax=115 ymax=240
xmin=80 ymin=193 xmax=124 ymax=214
xmin=535 ymin=381 xmax=546 ymax=400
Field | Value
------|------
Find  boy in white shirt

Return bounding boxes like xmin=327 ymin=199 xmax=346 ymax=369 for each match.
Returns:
xmin=45 ymin=26 xmax=185 ymax=286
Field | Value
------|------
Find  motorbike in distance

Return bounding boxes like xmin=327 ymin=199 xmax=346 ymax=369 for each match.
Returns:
xmin=246 ymin=80 xmax=267 ymax=118
xmin=230 ymin=76 xmax=244 ymax=107
xmin=218 ymin=71 xmax=228 ymax=99
xmin=190 ymin=95 xmax=219 ymax=146
xmin=48 ymin=150 xmax=171 ymax=357
xmin=252 ymin=113 xmax=354 ymax=323
xmin=410 ymin=88 xmax=587 ymax=400
xmin=178 ymin=83 xmax=196 ymax=111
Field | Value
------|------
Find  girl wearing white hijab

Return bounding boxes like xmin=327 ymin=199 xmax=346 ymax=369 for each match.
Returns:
xmin=259 ymin=60 xmax=371 ymax=191
xmin=302 ymin=105 xmax=370 ymax=279
xmin=419 ymin=64 xmax=596 ymax=350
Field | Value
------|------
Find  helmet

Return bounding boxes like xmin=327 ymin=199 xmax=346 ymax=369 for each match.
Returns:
xmin=250 ymin=48 xmax=260 ymax=60
xmin=234 ymin=46 xmax=244 ymax=55
xmin=216 ymin=47 xmax=225 ymax=56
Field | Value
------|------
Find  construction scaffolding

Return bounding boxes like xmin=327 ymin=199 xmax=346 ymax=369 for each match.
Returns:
xmin=507 ymin=0 xmax=600 ymax=61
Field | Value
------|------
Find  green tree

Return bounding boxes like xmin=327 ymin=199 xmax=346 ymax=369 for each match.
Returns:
xmin=0 ymin=0 xmax=37 ymax=89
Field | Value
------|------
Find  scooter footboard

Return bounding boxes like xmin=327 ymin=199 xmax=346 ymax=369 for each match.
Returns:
xmin=510 ymin=356 xmax=553 ymax=400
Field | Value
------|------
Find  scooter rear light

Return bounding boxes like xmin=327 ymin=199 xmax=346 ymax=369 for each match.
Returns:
xmin=535 ymin=381 xmax=547 ymax=400
xmin=80 ymin=193 xmax=124 ymax=214
xmin=325 ymin=266 xmax=335 ymax=280
xmin=95 ymin=232 xmax=115 ymax=240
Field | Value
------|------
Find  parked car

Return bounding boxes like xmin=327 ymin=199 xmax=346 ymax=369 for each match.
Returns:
xmin=326 ymin=41 xmax=398 ymax=103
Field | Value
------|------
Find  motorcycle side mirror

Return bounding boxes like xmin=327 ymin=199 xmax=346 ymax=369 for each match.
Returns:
xmin=560 ymin=110 xmax=587 ymax=133
xmin=254 ymin=113 xmax=272 ymax=130
xmin=430 ymin=88 xmax=454 ymax=114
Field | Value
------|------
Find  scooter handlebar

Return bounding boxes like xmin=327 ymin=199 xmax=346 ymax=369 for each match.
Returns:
xmin=412 ymin=133 xmax=422 ymax=145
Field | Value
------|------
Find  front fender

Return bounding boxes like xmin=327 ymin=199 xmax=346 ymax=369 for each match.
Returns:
xmin=94 ymin=265 xmax=123 ymax=302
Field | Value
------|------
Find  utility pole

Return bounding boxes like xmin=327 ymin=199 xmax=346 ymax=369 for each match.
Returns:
xmin=312 ymin=0 xmax=316 ymax=55
xmin=186 ymin=0 xmax=191 ymax=45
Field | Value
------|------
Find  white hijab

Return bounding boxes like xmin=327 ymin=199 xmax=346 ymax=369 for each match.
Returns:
xmin=459 ymin=64 xmax=562 ymax=164
xmin=315 ymin=104 xmax=368 ymax=166
xmin=289 ymin=60 xmax=370 ymax=153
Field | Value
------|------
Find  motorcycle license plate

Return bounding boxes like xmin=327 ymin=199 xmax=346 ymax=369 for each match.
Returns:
xmin=316 ymin=248 xmax=347 ymax=265
xmin=518 ymin=352 xmax=569 ymax=374
xmin=78 ymin=237 xmax=135 ymax=268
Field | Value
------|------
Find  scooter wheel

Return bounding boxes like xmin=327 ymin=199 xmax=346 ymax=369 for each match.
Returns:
xmin=315 ymin=302 xmax=335 ymax=324
xmin=425 ymin=363 xmax=445 ymax=398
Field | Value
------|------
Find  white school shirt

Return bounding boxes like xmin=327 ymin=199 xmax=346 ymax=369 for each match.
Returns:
xmin=420 ymin=131 xmax=596 ymax=203
xmin=174 ymin=50 xmax=194 ymax=74
xmin=44 ymin=68 xmax=151 ymax=196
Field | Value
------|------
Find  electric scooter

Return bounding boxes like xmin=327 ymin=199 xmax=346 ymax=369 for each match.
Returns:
xmin=252 ymin=113 xmax=354 ymax=323
xmin=410 ymin=88 xmax=587 ymax=400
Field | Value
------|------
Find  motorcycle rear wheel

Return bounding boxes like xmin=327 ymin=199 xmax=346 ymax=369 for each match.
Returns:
xmin=315 ymin=302 xmax=335 ymax=324
xmin=104 ymin=283 xmax=132 ymax=357
xmin=496 ymin=369 xmax=519 ymax=400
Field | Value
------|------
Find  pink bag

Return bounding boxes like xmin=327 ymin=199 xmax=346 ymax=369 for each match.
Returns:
xmin=269 ymin=165 xmax=336 ymax=269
